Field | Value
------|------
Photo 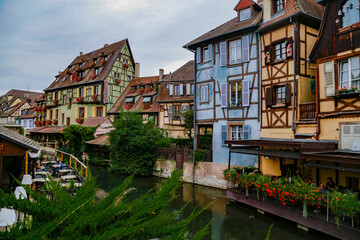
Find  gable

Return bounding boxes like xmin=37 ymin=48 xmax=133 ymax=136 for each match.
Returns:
xmin=234 ymin=0 xmax=255 ymax=11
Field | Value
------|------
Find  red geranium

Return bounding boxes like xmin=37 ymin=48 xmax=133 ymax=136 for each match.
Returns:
xmin=76 ymin=97 xmax=84 ymax=103
xmin=53 ymin=119 xmax=58 ymax=125
xmin=76 ymin=118 xmax=84 ymax=124
xmin=91 ymin=94 xmax=98 ymax=101
xmin=100 ymin=59 xmax=106 ymax=65
xmin=46 ymin=120 xmax=52 ymax=126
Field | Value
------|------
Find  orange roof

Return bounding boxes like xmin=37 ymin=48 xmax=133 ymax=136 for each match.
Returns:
xmin=83 ymin=117 xmax=108 ymax=127
xmin=85 ymin=134 xmax=109 ymax=146
xmin=234 ymin=0 xmax=256 ymax=11
xmin=28 ymin=126 xmax=65 ymax=134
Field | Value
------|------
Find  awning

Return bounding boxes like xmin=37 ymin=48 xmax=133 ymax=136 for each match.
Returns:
xmin=302 ymin=150 xmax=360 ymax=165
xmin=305 ymin=163 xmax=360 ymax=173
xmin=230 ymin=146 xmax=300 ymax=159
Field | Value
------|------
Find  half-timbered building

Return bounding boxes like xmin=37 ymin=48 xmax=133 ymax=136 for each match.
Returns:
xmin=42 ymin=39 xmax=136 ymax=127
xmin=157 ymin=61 xmax=194 ymax=138
xmin=184 ymin=0 xmax=262 ymax=166
xmin=306 ymin=0 xmax=360 ymax=190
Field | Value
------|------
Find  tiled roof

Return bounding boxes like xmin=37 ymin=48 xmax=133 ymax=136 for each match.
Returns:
xmin=258 ymin=0 xmax=324 ymax=31
xmin=85 ymin=134 xmax=109 ymax=146
xmin=3 ymin=89 xmax=42 ymax=103
xmin=158 ymin=61 xmax=195 ymax=103
xmin=19 ymin=107 xmax=36 ymax=119
xmin=2 ymin=102 xmax=25 ymax=117
xmin=184 ymin=11 xmax=262 ymax=48
xmin=28 ymin=126 xmax=65 ymax=134
xmin=44 ymin=39 xmax=131 ymax=91
xmin=108 ymin=75 xmax=163 ymax=114
xmin=83 ymin=117 xmax=108 ymax=127
xmin=0 ymin=126 xmax=40 ymax=151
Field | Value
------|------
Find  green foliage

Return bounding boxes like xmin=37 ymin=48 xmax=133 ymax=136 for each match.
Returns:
xmin=108 ymin=110 xmax=167 ymax=176
xmin=193 ymin=149 xmax=206 ymax=166
xmin=265 ymin=224 xmax=273 ymax=240
xmin=63 ymin=125 xmax=96 ymax=157
xmin=0 ymin=170 xmax=210 ymax=239
xmin=329 ymin=190 xmax=360 ymax=228
xmin=19 ymin=126 xmax=25 ymax=135
xmin=182 ymin=110 xmax=194 ymax=139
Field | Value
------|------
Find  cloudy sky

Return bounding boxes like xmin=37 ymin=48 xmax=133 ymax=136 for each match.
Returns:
xmin=0 ymin=0 xmax=240 ymax=95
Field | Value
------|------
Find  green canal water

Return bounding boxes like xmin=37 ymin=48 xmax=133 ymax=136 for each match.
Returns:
xmin=91 ymin=166 xmax=336 ymax=240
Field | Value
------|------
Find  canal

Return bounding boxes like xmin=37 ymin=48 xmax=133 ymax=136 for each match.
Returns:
xmin=91 ymin=166 xmax=336 ymax=240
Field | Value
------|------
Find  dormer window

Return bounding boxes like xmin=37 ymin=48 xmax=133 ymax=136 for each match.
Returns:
xmin=95 ymin=68 xmax=99 ymax=75
xmin=240 ymin=8 xmax=251 ymax=21
xmin=94 ymin=58 xmax=97 ymax=64
xmin=79 ymin=61 xmax=86 ymax=68
xmin=143 ymin=96 xmax=152 ymax=103
xmin=125 ymin=97 xmax=134 ymax=103
xmin=340 ymin=0 xmax=360 ymax=28
xmin=272 ymin=0 xmax=284 ymax=14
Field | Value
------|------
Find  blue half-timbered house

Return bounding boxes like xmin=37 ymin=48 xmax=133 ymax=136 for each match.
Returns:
xmin=184 ymin=0 xmax=262 ymax=166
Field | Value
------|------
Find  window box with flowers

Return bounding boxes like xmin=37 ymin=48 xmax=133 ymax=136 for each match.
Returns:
xmin=35 ymin=121 xmax=41 ymax=127
xmin=143 ymin=104 xmax=150 ymax=110
xmin=137 ymin=88 xmax=144 ymax=93
xmin=76 ymin=76 xmax=83 ymax=82
xmin=46 ymin=120 xmax=52 ymax=126
xmin=100 ymin=59 xmax=106 ymax=65
xmin=41 ymin=106 xmax=46 ymax=112
xmin=129 ymin=89 xmax=136 ymax=94
xmin=52 ymin=99 xmax=58 ymax=105
xmin=115 ymin=79 xmax=121 ymax=85
xmin=76 ymin=118 xmax=84 ymax=124
xmin=144 ymin=87 xmax=151 ymax=93
xmin=124 ymin=103 xmax=133 ymax=110
xmin=76 ymin=97 xmax=84 ymax=103
xmin=90 ymin=72 xmax=97 ymax=80
xmin=335 ymin=86 xmax=360 ymax=97
xmin=40 ymin=120 xmax=46 ymax=126
xmin=90 ymin=61 xmax=95 ymax=67
xmin=53 ymin=119 xmax=58 ymax=125
xmin=123 ymin=63 xmax=129 ymax=69
xmin=173 ymin=110 xmax=181 ymax=120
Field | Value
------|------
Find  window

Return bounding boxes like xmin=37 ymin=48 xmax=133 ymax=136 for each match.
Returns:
xmin=230 ymin=82 xmax=242 ymax=107
xmin=172 ymin=105 xmax=181 ymax=120
xmin=94 ymin=85 xmax=99 ymax=95
xmin=240 ymin=8 xmax=251 ymax=21
xmin=79 ymin=87 xmax=84 ymax=97
xmin=203 ymin=46 xmax=209 ymax=62
xmin=200 ymin=85 xmax=209 ymax=103
xmin=128 ymin=76 xmax=131 ymax=82
xmin=79 ymin=62 xmax=86 ymax=68
xmin=273 ymin=0 xmax=284 ymax=14
xmin=55 ymin=91 xmax=59 ymax=100
xmin=340 ymin=0 xmax=360 ymax=28
xmin=143 ymin=96 xmax=152 ymax=103
xmin=55 ymin=109 xmax=59 ymax=119
xmin=196 ymin=44 xmax=213 ymax=63
xmin=93 ymin=58 xmax=97 ymax=64
xmin=229 ymin=36 xmax=249 ymax=65
xmin=275 ymin=85 xmax=286 ymax=104
xmin=342 ymin=124 xmax=360 ymax=150
xmin=231 ymin=126 xmax=243 ymax=140
xmin=49 ymin=110 xmax=53 ymax=120
xmin=125 ymin=97 xmax=134 ymax=103
xmin=275 ymin=41 xmax=286 ymax=61
xmin=62 ymin=113 xmax=64 ymax=124
xmin=346 ymin=177 xmax=359 ymax=190
xmin=339 ymin=56 xmax=360 ymax=89
xmin=78 ymin=107 xmax=85 ymax=118
xmin=191 ymin=84 xmax=195 ymax=94
xmin=96 ymin=107 xmax=103 ymax=117
xmin=95 ymin=68 xmax=99 ymax=75
xmin=174 ymin=85 xmax=180 ymax=96
xmin=78 ymin=71 xmax=84 ymax=77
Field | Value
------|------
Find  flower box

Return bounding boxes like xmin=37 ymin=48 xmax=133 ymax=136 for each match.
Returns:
xmin=90 ymin=62 xmax=95 ymax=67
xmin=144 ymin=87 xmax=151 ymax=93
xmin=40 ymin=120 xmax=46 ymax=126
xmin=75 ymin=66 xmax=80 ymax=72
xmin=123 ymin=63 xmax=129 ymax=69
xmin=76 ymin=118 xmax=84 ymax=124
xmin=35 ymin=121 xmax=41 ymax=127
xmin=91 ymin=73 xmax=96 ymax=80
xmin=76 ymin=97 xmax=84 ymax=103
xmin=100 ymin=59 xmax=106 ymax=65
xmin=137 ymin=88 xmax=144 ymax=93
xmin=53 ymin=119 xmax=58 ymax=125
xmin=41 ymin=107 xmax=46 ymax=112
xmin=76 ymin=76 xmax=83 ymax=82
xmin=52 ymin=99 xmax=58 ymax=105
xmin=124 ymin=103 xmax=133 ymax=110
xmin=115 ymin=79 xmax=121 ymax=85
xmin=46 ymin=120 xmax=52 ymax=126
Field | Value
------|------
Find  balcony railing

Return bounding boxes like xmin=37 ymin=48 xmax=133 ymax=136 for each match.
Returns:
xmin=299 ymin=102 xmax=316 ymax=121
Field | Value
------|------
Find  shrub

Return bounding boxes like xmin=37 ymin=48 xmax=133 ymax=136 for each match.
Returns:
xmin=63 ymin=125 xmax=96 ymax=157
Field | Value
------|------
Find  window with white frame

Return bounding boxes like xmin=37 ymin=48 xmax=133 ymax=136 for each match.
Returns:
xmin=340 ymin=0 xmax=360 ymax=28
xmin=79 ymin=87 xmax=84 ymax=97
xmin=275 ymin=41 xmax=286 ymax=61
xmin=240 ymin=8 xmax=251 ymax=21
xmin=174 ymin=85 xmax=180 ymax=96
xmin=339 ymin=56 xmax=360 ymax=89
xmin=273 ymin=0 xmax=284 ymax=13
xmin=231 ymin=125 xmax=243 ymax=140
xmin=229 ymin=36 xmax=249 ymax=65
xmin=191 ymin=84 xmax=195 ymax=94
xmin=230 ymin=82 xmax=242 ymax=107
xmin=203 ymin=46 xmax=209 ymax=62
xmin=342 ymin=124 xmax=360 ymax=150
xmin=200 ymin=85 xmax=209 ymax=103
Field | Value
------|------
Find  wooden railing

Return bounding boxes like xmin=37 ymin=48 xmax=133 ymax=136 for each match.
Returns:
xmin=155 ymin=147 xmax=212 ymax=163
xmin=54 ymin=149 xmax=88 ymax=178
xmin=299 ymin=102 xmax=316 ymax=121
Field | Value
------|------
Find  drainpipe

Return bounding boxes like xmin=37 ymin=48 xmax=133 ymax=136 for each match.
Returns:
xmin=290 ymin=17 xmax=297 ymax=135
xmin=185 ymin=46 xmax=197 ymax=184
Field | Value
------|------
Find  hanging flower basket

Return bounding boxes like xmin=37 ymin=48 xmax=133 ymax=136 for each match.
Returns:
xmin=52 ymin=99 xmax=58 ymax=105
xmin=76 ymin=76 xmax=83 ymax=82
xmin=41 ymin=106 xmax=46 ymax=112
xmin=137 ymin=88 xmax=144 ymax=93
xmin=100 ymin=59 xmax=106 ymax=65
xmin=35 ymin=121 xmax=41 ymax=127
xmin=144 ymin=87 xmax=150 ymax=93
xmin=115 ymin=79 xmax=121 ymax=85
xmin=75 ymin=66 xmax=81 ymax=72
xmin=91 ymin=73 xmax=96 ymax=80
xmin=72 ymin=72 xmax=78 ymax=80
xmin=76 ymin=97 xmax=84 ymax=103
xmin=53 ymin=119 xmax=58 ymax=125
xmin=46 ymin=120 xmax=52 ymax=126
xmin=123 ymin=63 xmax=129 ymax=69
xmin=90 ymin=62 xmax=95 ymax=67
xmin=76 ymin=118 xmax=84 ymax=124
xmin=40 ymin=120 xmax=46 ymax=126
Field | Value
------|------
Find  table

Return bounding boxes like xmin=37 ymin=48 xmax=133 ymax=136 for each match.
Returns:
xmin=61 ymin=175 xmax=77 ymax=180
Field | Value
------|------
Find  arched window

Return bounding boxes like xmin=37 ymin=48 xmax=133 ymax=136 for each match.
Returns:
xmin=340 ymin=0 xmax=360 ymax=28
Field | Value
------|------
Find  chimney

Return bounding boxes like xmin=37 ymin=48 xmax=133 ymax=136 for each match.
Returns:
xmin=159 ymin=69 xmax=164 ymax=80
xmin=79 ymin=52 xmax=83 ymax=56
xmin=135 ymin=63 xmax=140 ymax=78
xmin=104 ymin=44 xmax=108 ymax=47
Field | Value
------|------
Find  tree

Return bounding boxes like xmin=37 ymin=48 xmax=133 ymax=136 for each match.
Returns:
xmin=108 ymin=110 xmax=166 ymax=176
xmin=182 ymin=110 xmax=194 ymax=139
xmin=63 ymin=125 xmax=96 ymax=157
xmin=0 ymin=170 xmax=210 ymax=239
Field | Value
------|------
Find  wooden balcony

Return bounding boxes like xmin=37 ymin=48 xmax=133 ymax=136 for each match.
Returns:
xmin=299 ymin=102 xmax=316 ymax=121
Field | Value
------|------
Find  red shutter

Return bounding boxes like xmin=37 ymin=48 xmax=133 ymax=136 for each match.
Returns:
xmin=285 ymin=84 xmax=291 ymax=106
xmin=266 ymin=87 xmax=273 ymax=108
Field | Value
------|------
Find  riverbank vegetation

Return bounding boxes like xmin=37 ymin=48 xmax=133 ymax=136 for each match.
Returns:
xmin=62 ymin=125 xmax=96 ymax=157
xmin=0 ymin=170 xmax=210 ymax=239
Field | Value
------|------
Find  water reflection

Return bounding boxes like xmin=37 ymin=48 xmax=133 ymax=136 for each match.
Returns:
xmin=91 ymin=166 xmax=335 ymax=240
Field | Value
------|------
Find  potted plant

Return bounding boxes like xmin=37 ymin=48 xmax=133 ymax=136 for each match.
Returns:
xmin=123 ymin=63 xmax=129 ymax=69
xmin=91 ymin=94 xmax=98 ymax=101
xmin=124 ymin=103 xmax=133 ymax=110
xmin=90 ymin=62 xmax=95 ymax=67
xmin=137 ymin=88 xmax=144 ymax=93
xmin=76 ymin=97 xmax=84 ymax=103
xmin=53 ymin=119 xmax=58 ymax=125
xmin=76 ymin=118 xmax=84 ymax=124
xmin=52 ymin=99 xmax=58 ymax=105
xmin=91 ymin=72 xmax=96 ymax=80
xmin=65 ymin=69 xmax=70 ymax=74
xmin=75 ymin=66 xmax=81 ymax=72
xmin=100 ymin=59 xmax=106 ymax=65
xmin=46 ymin=120 xmax=52 ymax=126
xmin=115 ymin=79 xmax=121 ymax=85
xmin=41 ymin=106 xmax=46 ymax=112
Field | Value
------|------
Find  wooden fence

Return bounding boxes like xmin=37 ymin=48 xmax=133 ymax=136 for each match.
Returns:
xmin=54 ymin=149 xmax=88 ymax=178
xmin=155 ymin=147 xmax=212 ymax=169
